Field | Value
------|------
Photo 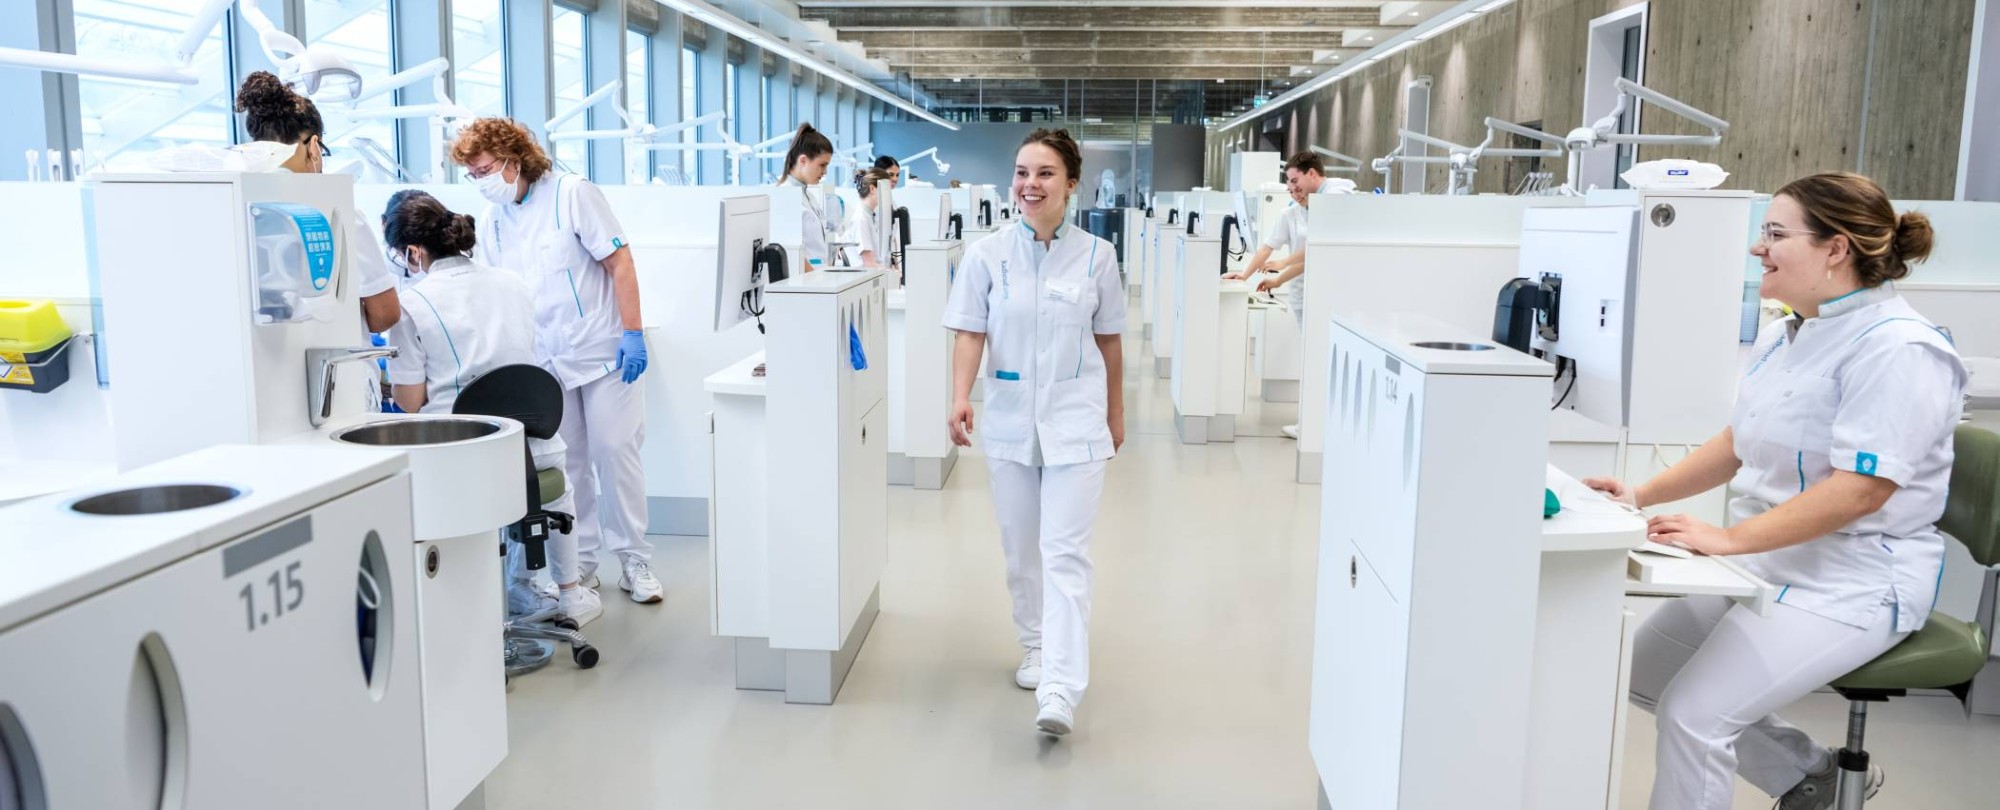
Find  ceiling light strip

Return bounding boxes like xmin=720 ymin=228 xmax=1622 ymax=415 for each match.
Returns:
xmin=1211 ymin=0 xmax=1494 ymax=132
xmin=652 ymin=0 xmax=960 ymax=130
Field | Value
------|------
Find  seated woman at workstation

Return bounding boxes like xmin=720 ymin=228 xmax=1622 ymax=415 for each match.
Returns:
xmin=380 ymin=193 xmax=602 ymax=627
xmin=1585 ymin=172 xmax=1964 ymax=810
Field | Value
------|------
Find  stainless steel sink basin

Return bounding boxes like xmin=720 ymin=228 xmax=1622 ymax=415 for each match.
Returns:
xmin=72 ymin=484 xmax=243 ymax=516
xmin=1411 ymin=341 xmax=1496 ymax=352
xmin=333 ymin=418 xmax=503 ymax=447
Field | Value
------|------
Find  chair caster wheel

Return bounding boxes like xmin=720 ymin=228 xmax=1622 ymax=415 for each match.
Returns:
xmin=573 ymin=644 xmax=600 ymax=668
xmin=555 ymin=617 xmax=580 ymax=631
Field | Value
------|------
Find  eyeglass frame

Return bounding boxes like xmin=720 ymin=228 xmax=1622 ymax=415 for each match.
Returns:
xmin=1757 ymin=222 xmax=1819 ymax=246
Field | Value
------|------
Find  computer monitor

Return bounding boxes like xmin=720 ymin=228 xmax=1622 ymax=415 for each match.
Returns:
xmin=714 ymin=195 xmax=785 ymax=333
xmin=936 ymin=194 xmax=954 ymax=241
xmin=1511 ymin=205 xmax=1640 ymax=427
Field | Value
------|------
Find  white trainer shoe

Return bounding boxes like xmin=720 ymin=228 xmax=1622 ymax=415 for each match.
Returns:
xmin=1015 ymin=648 xmax=1042 ymax=690
xmin=579 ymin=570 xmax=600 ymax=590
xmin=559 ymin=586 xmax=603 ymax=627
xmin=1281 ymin=424 xmax=1300 ymax=439
xmin=1035 ymin=694 xmax=1074 ymax=737
xmin=620 ymin=559 xmax=665 ymax=604
xmin=506 ymin=579 xmax=557 ymax=618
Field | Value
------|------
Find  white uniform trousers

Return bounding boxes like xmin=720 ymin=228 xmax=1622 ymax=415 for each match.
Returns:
xmin=561 ymin=372 xmax=653 ymax=574
xmin=987 ymin=457 xmax=1107 ymax=709
xmin=1630 ymin=595 xmax=1907 ymax=809
xmin=505 ymin=485 xmax=580 ymax=588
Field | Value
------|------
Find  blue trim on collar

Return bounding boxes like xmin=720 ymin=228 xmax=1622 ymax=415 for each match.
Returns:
xmin=1818 ymin=283 xmax=1896 ymax=319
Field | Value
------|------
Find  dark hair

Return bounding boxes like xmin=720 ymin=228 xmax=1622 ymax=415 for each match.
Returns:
xmin=383 ymin=195 xmax=478 ymax=259
xmin=381 ymin=189 xmax=437 ymax=227
xmin=1284 ymin=151 xmax=1326 ymax=177
xmin=1777 ymin=172 xmax=1935 ymax=287
xmin=1019 ymin=128 xmax=1083 ymax=183
xmin=781 ymin=124 xmax=834 ymax=182
xmin=873 ymin=155 xmax=901 ymax=171
xmin=235 ymin=71 xmax=323 ymax=146
xmin=448 ymin=118 xmax=553 ymax=186
xmin=854 ymin=168 xmax=893 ymax=199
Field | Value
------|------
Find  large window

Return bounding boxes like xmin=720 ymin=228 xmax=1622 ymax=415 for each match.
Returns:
xmin=762 ymin=72 xmax=778 ymax=141
xmin=724 ymin=62 xmax=739 ymax=149
xmin=626 ymin=30 xmax=650 ymax=182
xmin=306 ymin=0 xmax=397 ymax=166
xmin=680 ymin=46 xmax=698 ymax=183
xmin=549 ymin=6 xmax=588 ymax=175
xmin=452 ymin=0 xmax=508 ymax=120
xmin=72 ymin=0 xmax=233 ymax=172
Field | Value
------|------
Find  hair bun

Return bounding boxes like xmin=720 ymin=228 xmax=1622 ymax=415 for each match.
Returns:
xmin=1893 ymin=211 xmax=1935 ymax=265
xmin=234 ymin=70 xmax=291 ymax=114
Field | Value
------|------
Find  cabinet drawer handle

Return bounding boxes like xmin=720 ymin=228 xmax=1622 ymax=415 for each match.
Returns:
xmin=1350 ymin=555 xmax=1358 ymax=588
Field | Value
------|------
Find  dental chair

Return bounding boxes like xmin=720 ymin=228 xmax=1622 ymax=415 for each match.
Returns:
xmin=1821 ymin=424 xmax=1998 ymax=808
xmin=453 ymin=364 xmax=601 ymax=675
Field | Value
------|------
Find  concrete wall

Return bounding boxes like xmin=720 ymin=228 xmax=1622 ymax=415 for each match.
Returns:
xmin=1208 ymin=0 xmax=1976 ymax=199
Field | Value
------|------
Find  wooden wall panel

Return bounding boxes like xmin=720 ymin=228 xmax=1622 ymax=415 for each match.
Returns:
xmin=1207 ymin=0 xmax=1973 ymax=198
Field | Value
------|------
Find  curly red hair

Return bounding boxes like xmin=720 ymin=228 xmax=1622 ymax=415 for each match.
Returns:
xmin=449 ymin=118 xmax=553 ymax=186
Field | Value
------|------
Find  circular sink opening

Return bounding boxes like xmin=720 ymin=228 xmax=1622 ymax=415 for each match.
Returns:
xmin=333 ymin=418 xmax=502 ymax=447
xmin=71 ymin=485 xmax=242 ymax=516
xmin=1412 ymin=341 xmax=1496 ymax=352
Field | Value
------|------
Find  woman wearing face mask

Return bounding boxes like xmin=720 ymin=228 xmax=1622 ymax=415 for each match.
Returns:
xmin=1585 ymin=173 xmax=1963 ymax=810
xmin=843 ymin=167 xmax=894 ymax=269
xmin=777 ymin=123 xmax=835 ymax=271
xmin=379 ymin=193 xmax=601 ymax=625
xmin=448 ymin=118 xmax=662 ymax=607
xmin=233 ymin=70 xmax=400 ymax=333
xmin=944 ymin=128 xmax=1126 ymax=738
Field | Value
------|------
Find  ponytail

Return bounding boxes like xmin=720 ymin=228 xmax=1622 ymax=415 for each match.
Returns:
xmin=779 ymin=123 xmax=834 ymax=184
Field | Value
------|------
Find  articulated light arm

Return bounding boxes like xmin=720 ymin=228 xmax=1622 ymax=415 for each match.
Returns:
xmin=1572 ymin=78 xmax=1729 ymax=150
xmin=900 ymin=147 xmax=951 ymax=175
xmin=1476 ymin=117 xmax=1566 ymax=159
xmin=546 ymin=79 xmax=627 ymax=138
xmin=1370 ymin=143 xmax=1405 ymax=177
xmin=1310 ymin=146 xmax=1365 ymax=175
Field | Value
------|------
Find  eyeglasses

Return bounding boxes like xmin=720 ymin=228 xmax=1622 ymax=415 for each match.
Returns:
xmin=466 ymin=159 xmax=504 ymax=179
xmin=1758 ymin=223 xmax=1816 ymax=246
xmin=386 ymin=246 xmax=412 ymax=275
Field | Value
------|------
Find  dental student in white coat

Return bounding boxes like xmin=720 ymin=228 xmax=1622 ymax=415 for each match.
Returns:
xmin=1587 ymin=172 xmax=1962 ymax=810
xmin=449 ymin=118 xmax=663 ymax=606
xmin=843 ymin=167 xmax=893 ymax=268
xmin=778 ymin=124 xmax=836 ymax=272
xmin=945 ymin=128 xmax=1127 ymax=737
xmin=379 ymin=192 xmax=601 ymax=625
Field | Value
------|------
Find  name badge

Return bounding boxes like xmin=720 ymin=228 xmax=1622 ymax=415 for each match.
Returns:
xmin=1045 ymin=280 xmax=1081 ymax=303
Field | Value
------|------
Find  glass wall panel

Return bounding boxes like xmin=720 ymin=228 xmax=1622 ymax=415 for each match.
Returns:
xmin=72 ymin=0 xmax=232 ymax=171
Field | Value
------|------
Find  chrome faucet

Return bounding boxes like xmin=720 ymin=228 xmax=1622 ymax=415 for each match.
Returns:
xmin=307 ymin=346 xmax=398 ymax=427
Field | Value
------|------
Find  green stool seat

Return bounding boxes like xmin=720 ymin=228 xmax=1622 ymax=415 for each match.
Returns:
xmin=536 ymin=466 xmax=566 ymax=505
xmin=1832 ymin=612 xmax=1989 ymax=692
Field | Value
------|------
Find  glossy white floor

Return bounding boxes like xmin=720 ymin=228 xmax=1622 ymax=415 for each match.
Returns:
xmin=486 ymin=294 xmax=2000 ymax=809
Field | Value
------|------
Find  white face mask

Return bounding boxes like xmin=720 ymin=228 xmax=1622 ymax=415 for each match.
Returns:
xmin=476 ymin=163 xmax=517 ymax=204
xmin=232 ymin=140 xmax=299 ymax=173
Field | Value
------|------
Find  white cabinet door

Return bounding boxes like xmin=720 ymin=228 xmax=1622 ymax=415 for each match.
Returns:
xmin=1310 ymin=538 xmax=1411 ymax=810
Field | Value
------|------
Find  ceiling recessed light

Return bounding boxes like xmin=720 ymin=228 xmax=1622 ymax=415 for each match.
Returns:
xmin=1409 ymin=11 xmax=1420 ymax=16
xmin=952 ymin=77 xmax=962 ymax=82
xmin=1365 ymin=36 xmax=1374 ymax=41
xmin=1216 ymin=78 xmax=1226 ymax=84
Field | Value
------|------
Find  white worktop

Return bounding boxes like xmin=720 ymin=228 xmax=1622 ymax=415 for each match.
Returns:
xmin=770 ymin=268 xmax=884 ymax=295
xmin=706 ymin=351 xmax=770 ymax=398
xmin=886 ymin=289 xmax=906 ymax=311
xmin=0 ymin=444 xmax=407 ymax=630
xmin=282 ymin=413 xmax=524 ymax=542
xmin=0 ymin=459 xmax=116 ymax=506
xmin=1219 ymin=279 xmax=1252 ymax=296
xmin=1333 ymin=311 xmax=1555 ymax=378
xmin=1542 ymin=466 xmax=1648 ymax=553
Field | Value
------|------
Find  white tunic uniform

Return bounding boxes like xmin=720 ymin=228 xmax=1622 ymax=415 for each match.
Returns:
xmin=944 ymin=221 xmax=1126 ymax=710
xmin=843 ymin=201 xmax=880 ymax=266
xmin=1628 ymin=283 xmax=1965 ymax=810
xmin=782 ymin=174 xmax=836 ymax=269
xmin=476 ymin=171 xmax=653 ymax=571
xmin=385 ymin=256 xmax=579 ymax=584
xmin=1262 ymin=202 xmax=1308 ymax=326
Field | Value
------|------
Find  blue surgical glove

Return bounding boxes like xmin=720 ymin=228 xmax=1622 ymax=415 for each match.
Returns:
xmin=617 ymin=330 xmax=648 ymax=383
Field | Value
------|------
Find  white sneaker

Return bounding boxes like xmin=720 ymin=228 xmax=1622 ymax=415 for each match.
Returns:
xmin=505 ymin=579 xmax=557 ymax=618
xmin=578 ymin=569 xmax=600 ymax=590
xmin=1281 ymin=424 xmax=1299 ymax=439
xmin=620 ymin=559 xmax=664 ymax=604
xmin=558 ymin=586 xmax=603 ymax=627
xmin=1015 ymin=648 xmax=1042 ymax=690
xmin=1035 ymin=694 xmax=1074 ymax=737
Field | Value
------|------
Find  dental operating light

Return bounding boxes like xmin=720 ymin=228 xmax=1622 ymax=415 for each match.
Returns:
xmin=1310 ymin=146 xmax=1365 ymax=175
xmin=1562 ymin=78 xmax=1729 ymax=192
xmin=0 ymin=0 xmax=359 ymax=98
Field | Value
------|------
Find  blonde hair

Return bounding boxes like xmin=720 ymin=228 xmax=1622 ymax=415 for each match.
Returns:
xmin=1777 ymin=172 xmax=1935 ymax=287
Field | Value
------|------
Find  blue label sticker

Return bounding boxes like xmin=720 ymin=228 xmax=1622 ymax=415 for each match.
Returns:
xmin=1857 ymin=452 xmax=1880 ymax=476
xmin=995 ymin=370 xmax=1020 ymax=381
xmin=262 ymin=203 xmax=336 ymax=292
xmin=1668 ymin=168 xmax=1690 ymax=177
